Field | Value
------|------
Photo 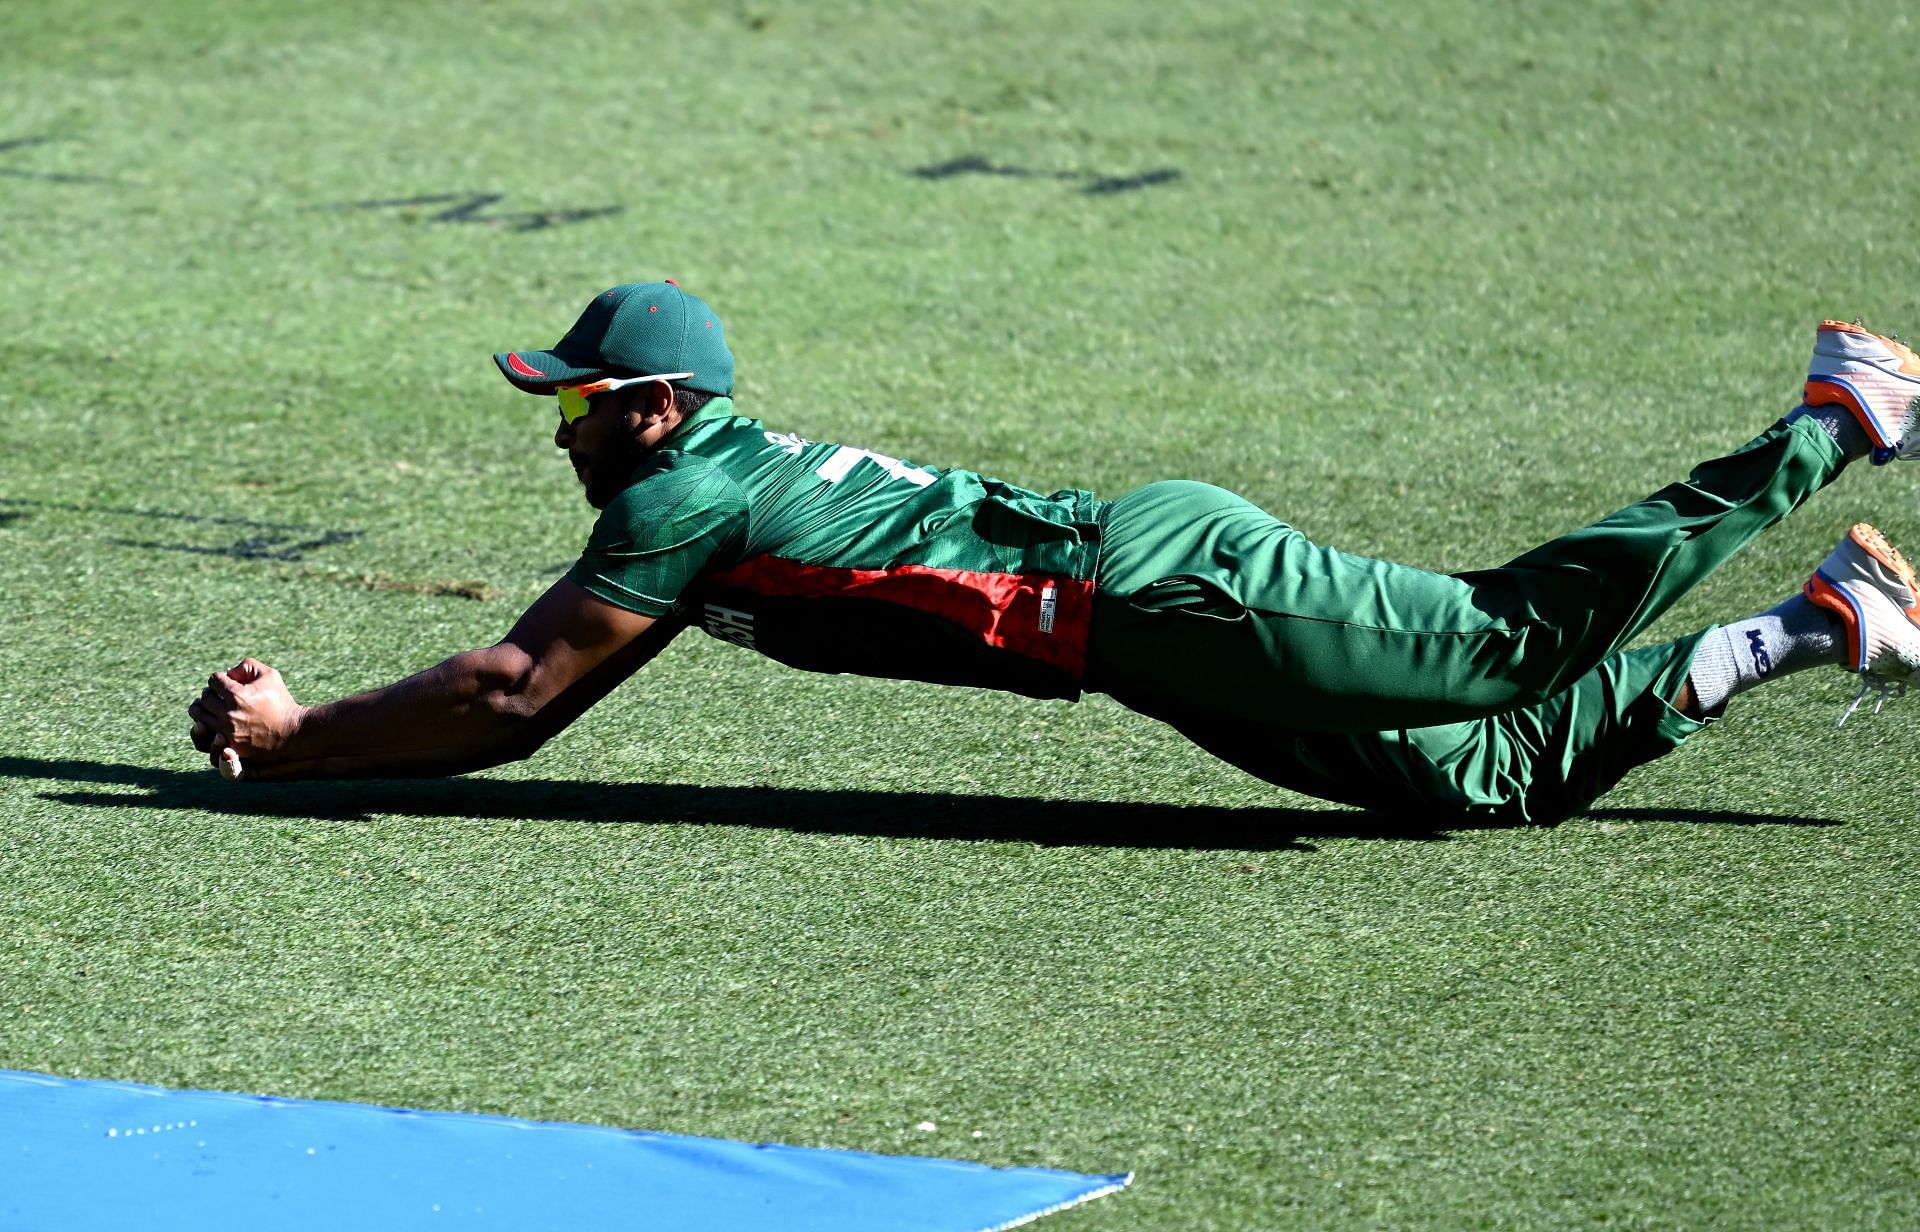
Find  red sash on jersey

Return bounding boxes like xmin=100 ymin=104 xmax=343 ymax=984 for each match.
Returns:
xmin=699 ymin=556 xmax=1094 ymax=679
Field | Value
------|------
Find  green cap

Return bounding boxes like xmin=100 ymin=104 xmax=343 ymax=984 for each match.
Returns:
xmin=494 ymin=281 xmax=734 ymax=395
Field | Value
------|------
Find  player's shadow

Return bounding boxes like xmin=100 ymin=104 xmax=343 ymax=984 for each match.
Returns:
xmin=3 ymin=757 xmax=1836 ymax=851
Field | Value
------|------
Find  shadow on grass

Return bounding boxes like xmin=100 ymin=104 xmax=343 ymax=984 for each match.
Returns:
xmin=2 ymin=757 xmax=1836 ymax=853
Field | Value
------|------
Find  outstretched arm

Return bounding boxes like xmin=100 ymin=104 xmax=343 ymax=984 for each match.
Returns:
xmin=188 ymin=579 xmax=680 ymax=782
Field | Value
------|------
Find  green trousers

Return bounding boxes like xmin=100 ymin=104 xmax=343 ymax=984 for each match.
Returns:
xmin=1084 ymin=418 xmax=1848 ymax=823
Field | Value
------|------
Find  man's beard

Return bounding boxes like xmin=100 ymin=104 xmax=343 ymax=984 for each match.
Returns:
xmin=583 ymin=434 xmax=647 ymax=509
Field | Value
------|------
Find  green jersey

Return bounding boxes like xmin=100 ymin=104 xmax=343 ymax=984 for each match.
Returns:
xmin=567 ymin=399 xmax=1105 ymax=700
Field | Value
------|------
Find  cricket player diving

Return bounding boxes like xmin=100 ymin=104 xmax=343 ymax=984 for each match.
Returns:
xmin=189 ymin=281 xmax=1920 ymax=823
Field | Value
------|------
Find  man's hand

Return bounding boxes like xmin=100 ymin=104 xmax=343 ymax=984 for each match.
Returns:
xmin=188 ymin=659 xmax=305 ymax=775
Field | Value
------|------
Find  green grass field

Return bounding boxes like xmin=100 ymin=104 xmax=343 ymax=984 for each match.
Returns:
xmin=4 ymin=1 xmax=1918 ymax=1226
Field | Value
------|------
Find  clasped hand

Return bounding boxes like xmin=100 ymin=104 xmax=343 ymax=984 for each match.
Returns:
xmin=187 ymin=659 xmax=304 ymax=776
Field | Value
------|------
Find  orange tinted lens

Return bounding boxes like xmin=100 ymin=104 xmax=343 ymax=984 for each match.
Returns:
xmin=556 ymin=386 xmax=591 ymax=424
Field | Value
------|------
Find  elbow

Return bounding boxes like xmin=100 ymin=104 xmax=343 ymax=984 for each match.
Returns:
xmin=468 ymin=642 xmax=584 ymax=762
xmin=471 ymin=644 xmax=549 ymax=755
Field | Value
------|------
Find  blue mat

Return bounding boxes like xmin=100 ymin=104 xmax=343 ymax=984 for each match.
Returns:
xmin=0 ymin=1069 xmax=1128 ymax=1230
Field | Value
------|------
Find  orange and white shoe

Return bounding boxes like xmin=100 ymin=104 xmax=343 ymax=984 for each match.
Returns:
xmin=1804 ymin=523 xmax=1920 ymax=723
xmin=1805 ymin=320 xmax=1920 ymax=464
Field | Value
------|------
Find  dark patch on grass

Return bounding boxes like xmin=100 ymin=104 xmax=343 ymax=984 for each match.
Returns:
xmin=0 ymin=500 xmax=478 ymax=580
xmin=342 ymin=575 xmax=500 ymax=602
xmin=1083 ymin=168 xmax=1183 ymax=195
xmin=108 ymin=529 xmax=364 ymax=562
xmin=1 ymin=756 xmax=1837 ymax=848
xmin=0 ymin=497 xmax=349 ymax=534
xmin=912 ymin=155 xmax=1181 ymax=195
xmin=0 ymin=135 xmax=117 ymax=183
xmin=0 ymin=168 xmax=118 ymax=184
xmin=0 ymin=498 xmax=363 ymax=562
xmin=913 ymin=155 xmax=1064 ymax=181
xmin=324 ymin=192 xmax=623 ymax=232
xmin=1581 ymin=807 xmax=1837 ymax=825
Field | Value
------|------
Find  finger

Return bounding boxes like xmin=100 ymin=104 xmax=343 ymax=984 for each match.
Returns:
xmin=188 ymin=697 xmax=232 ymax=728
xmin=233 ymin=659 xmax=274 ymax=685
xmin=190 ymin=721 xmax=214 ymax=753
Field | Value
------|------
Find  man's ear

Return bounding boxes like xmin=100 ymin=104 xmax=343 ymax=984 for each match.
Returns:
xmin=630 ymin=379 xmax=679 ymax=431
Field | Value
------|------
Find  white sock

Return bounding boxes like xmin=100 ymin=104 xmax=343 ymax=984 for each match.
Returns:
xmin=1687 ymin=595 xmax=1847 ymax=714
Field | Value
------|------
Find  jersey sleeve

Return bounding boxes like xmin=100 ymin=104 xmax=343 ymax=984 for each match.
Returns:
xmin=566 ymin=454 xmax=748 ymax=616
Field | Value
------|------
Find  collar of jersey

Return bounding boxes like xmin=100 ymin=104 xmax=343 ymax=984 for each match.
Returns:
xmin=659 ymin=395 xmax=736 ymax=446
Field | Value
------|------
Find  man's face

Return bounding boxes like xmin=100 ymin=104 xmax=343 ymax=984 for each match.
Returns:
xmin=553 ymin=387 xmax=647 ymax=509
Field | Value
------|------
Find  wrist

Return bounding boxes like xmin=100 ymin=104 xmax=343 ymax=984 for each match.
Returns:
xmin=266 ymin=702 xmax=316 ymax=763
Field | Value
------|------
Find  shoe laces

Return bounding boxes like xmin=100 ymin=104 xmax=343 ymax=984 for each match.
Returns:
xmin=1837 ymin=672 xmax=1909 ymax=727
xmin=1895 ymin=398 xmax=1920 ymax=460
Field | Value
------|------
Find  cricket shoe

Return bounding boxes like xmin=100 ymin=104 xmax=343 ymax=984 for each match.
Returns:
xmin=1805 ymin=319 xmax=1920 ymax=464
xmin=1804 ymin=522 xmax=1920 ymax=724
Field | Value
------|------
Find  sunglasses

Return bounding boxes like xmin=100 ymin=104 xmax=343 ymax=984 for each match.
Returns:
xmin=555 ymin=372 xmax=694 ymax=424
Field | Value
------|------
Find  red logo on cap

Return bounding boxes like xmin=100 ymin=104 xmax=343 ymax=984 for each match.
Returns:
xmin=505 ymin=353 xmax=546 ymax=379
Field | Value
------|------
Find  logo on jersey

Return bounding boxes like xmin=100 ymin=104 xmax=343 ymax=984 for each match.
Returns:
xmin=764 ymin=430 xmax=811 ymax=455
xmin=704 ymin=602 xmax=759 ymax=650
xmin=1038 ymin=585 xmax=1058 ymax=634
